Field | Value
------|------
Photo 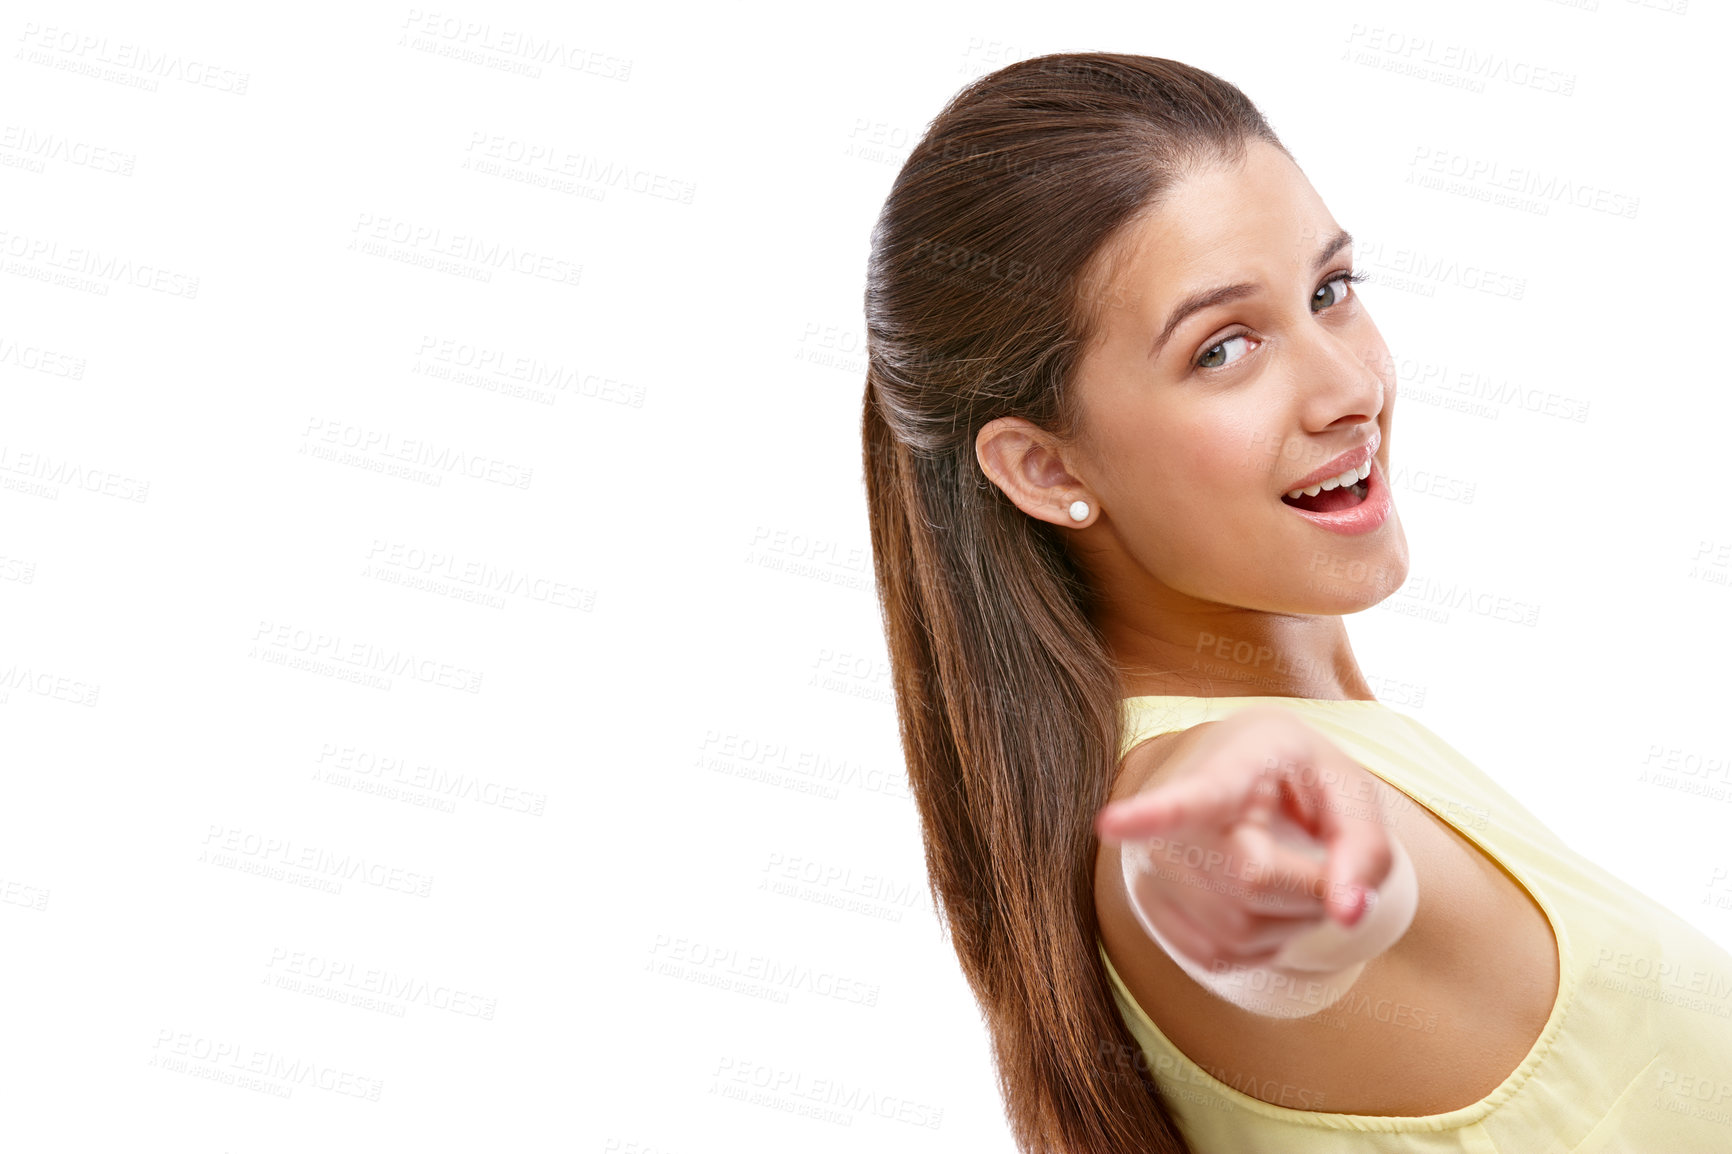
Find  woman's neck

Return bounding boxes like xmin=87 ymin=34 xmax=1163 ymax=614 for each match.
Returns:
xmin=1099 ymin=604 xmax=1377 ymax=701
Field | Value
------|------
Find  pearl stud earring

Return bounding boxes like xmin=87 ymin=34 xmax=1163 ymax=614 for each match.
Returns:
xmin=1068 ymin=500 xmax=1090 ymax=522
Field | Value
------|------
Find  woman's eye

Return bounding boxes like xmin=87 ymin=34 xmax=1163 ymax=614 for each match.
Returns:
xmin=1312 ymin=274 xmax=1354 ymax=312
xmin=1197 ymin=334 xmax=1251 ymax=369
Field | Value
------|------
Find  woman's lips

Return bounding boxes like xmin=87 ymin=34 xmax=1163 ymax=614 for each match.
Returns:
xmin=1281 ymin=457 xmax=1392 ymax=536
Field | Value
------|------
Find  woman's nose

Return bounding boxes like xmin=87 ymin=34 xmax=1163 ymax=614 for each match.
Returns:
xmin=1295 ymin=329 xmax=1385 ymax=431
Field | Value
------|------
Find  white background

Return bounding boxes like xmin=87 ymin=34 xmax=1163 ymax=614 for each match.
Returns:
xmin=3 ymin=0 xmax=1727 ymax=1150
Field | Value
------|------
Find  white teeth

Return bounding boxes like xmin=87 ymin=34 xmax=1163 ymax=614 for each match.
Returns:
xmin=1286 ymin=458 xmax=1373 ymax=501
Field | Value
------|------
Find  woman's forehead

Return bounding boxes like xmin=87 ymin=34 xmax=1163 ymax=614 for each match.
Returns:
xmin=1093 ymin=147 xmax=1341 ymax=335
xmin=1127 ymin=149 xmax=1329 ymax=276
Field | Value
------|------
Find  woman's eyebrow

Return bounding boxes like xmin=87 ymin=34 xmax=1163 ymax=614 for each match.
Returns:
xmin=1146 ymin=228 xmax=1355 ymax=361
xmin=1147 ymin=282 xmax=1258 ymax=360
xmin=1312 ymin=228 xmax=1354 ymax=270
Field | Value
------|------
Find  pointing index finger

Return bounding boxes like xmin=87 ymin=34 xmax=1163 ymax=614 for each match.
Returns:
xmin=1095 ymin=758 xmax=1259 ymax=842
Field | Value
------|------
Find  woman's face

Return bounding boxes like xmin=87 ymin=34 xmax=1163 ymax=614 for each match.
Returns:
xmin=1058 ymin=139 xmax=1409 ymax=616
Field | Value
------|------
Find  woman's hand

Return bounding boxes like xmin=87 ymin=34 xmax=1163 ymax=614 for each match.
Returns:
xmin=1095 ymin=705 xmax=1407 ymax=979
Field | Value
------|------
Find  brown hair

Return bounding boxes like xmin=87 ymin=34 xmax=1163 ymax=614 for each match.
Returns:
xmin=860 ymin=53 xmax=1287 ymax=1152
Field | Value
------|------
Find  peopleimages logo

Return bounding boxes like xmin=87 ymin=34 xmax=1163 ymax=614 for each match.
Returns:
xmin=1408 ymin=146 xmax=1640 ymax=220
xmin=16 ymin=22 xmax=251 ymax=94
xmin=250 ymin=619 xmax=485 ymax=694
xmin=301 ymin=418 xmax=534 ymax=489
xmin=265 ymin=947 xmax=498 ymax=1019
xmin=348 ymin=212 xmax=583 ymax=287
xmin=149 ymin=1029 xmax=383 ymax=1101
xmin=0 ymin=227 xmax=199 ymax=297
xmin=200 ymin=824 xmax=436 ymax=897
xmin=1342 ymin=24 xmax=1577 ymax=96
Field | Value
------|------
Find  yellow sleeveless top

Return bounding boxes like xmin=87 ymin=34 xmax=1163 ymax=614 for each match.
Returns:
xmin=1099 ymin=695 xmax=1732 ymax=1153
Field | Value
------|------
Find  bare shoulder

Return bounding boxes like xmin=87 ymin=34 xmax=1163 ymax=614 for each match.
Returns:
xmin=1104 ymin=721 xmax=1219 ymax=804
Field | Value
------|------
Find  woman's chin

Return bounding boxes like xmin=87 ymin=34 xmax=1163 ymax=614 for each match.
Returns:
xmin=1298 ymin=542 xmax=1410 ymax=613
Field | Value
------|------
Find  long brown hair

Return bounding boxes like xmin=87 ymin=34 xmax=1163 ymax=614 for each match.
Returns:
xmin=860 ymin=53 xmax=1288 ymax=1152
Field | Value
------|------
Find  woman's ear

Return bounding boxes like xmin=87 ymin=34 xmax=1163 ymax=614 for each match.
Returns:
xmin=975 ymin=416 xmax=1098 ymax=528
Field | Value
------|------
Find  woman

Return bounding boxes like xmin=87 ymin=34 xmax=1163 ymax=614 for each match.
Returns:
xmin=860 ymin=53 xmax=1732 ymax=1153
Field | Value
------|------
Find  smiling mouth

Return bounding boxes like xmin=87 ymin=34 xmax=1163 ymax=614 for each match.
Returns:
xmin=1281 ymin=468 xmax=1371 ymax=513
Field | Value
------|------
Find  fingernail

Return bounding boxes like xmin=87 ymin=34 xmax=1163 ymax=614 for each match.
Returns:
xmin=1343 ymin=885 xmax=1367 ymax=925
